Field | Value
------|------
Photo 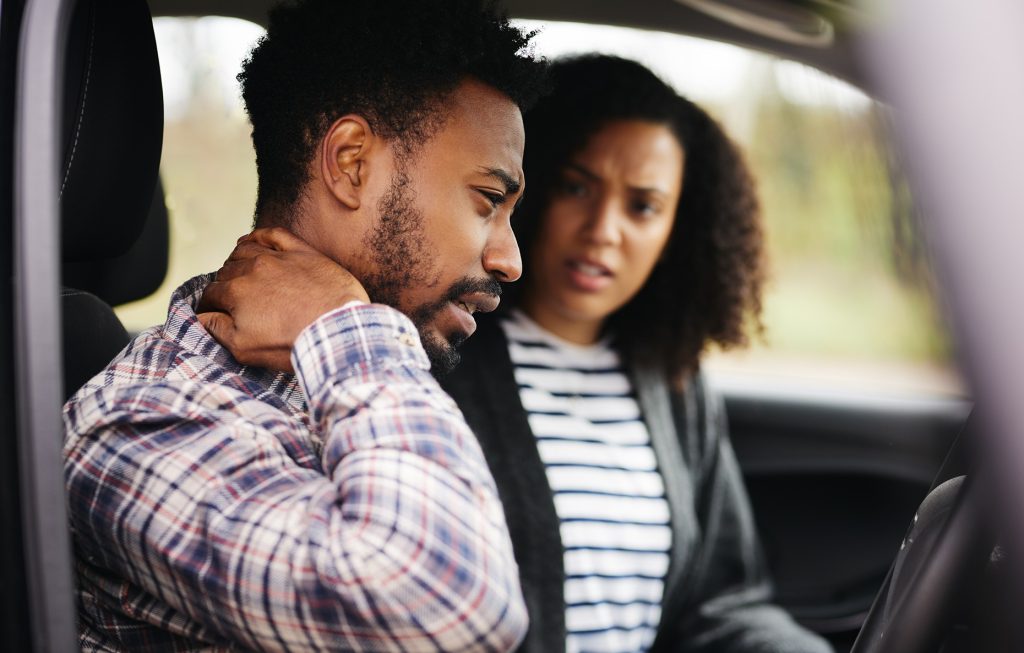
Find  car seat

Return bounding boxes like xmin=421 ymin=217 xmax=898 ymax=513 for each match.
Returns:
xmin=59 ymin=0 xmax=166 ymax=400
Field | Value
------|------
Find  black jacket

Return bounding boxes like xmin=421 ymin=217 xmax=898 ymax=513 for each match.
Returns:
xmin=442 ymin=314 xmax=831 ymax=653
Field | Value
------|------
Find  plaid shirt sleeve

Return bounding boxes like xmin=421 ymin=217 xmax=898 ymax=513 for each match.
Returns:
xmin=63 ymin=304 xmax=528 ymax=652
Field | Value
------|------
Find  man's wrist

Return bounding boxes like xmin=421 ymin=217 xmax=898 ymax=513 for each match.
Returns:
xmin=291 ymin=303 xmax=429 ymax=393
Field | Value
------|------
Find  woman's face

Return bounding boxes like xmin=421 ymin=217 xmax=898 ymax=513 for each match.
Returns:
xmin=522 ymin=120 xmax=684 ymax=344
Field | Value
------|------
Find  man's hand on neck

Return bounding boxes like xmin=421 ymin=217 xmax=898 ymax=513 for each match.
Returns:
xmin=197 ymin=227 xmax=370 ymax=373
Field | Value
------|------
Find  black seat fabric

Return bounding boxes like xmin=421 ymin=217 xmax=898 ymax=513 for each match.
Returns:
xmin=61 ymin=291 xmax=131 ymax=399
xmin=61 ymin=180 xmax=168 ymax=398
xmin=60 ymin=0 xmax=165 ymax=400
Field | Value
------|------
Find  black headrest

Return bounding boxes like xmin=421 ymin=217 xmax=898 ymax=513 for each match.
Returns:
xmin=61 ymin=0 xmax=163 ymax=263
xmin=62 ymin=177 xmax=169 ymax=306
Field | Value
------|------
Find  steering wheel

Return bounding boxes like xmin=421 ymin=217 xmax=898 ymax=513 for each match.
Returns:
xmin=849 ymin=472 xmax=990 ymax=653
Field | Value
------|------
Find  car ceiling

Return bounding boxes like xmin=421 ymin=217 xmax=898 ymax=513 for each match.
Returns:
xmin=147 ymin=0 xmax=880 ymax=98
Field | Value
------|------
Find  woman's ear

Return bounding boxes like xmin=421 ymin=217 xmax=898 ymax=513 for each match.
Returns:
xmin=321 ymin=115 xmax=374 ymax=210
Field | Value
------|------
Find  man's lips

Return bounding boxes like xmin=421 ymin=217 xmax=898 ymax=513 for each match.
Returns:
xmin=447 ymin=292 xmax=500 ymax=339
xmin=454 ymin=291 xmax=500 ymax=316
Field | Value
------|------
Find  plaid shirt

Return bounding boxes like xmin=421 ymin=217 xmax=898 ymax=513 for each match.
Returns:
xmin=63 ymin=273 xmax=528 ymax=652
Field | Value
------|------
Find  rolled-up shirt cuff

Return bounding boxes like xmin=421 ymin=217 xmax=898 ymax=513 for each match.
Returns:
xmin=291 ymin=303 xmax=430 ymax=392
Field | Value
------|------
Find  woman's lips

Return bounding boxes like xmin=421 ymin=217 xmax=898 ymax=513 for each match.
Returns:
xmin=565 ymin=258 xmax=613 ymax=292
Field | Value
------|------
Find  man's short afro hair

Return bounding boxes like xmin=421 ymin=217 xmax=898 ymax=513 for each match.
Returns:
xmin=238 ymin=0 xmax=547 ymax=216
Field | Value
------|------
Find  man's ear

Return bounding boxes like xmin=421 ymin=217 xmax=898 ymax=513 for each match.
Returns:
xmin=321 ymin=115 xmax=375 ymax=210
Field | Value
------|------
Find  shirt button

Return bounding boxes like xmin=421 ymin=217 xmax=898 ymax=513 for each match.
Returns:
xmin=397 ymin=332 xmax=417 ymax=347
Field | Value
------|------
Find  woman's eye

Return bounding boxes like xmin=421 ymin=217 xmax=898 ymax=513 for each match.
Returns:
xmin=631 ymin=200 xmax=659 ymax=217
xmin=558 ymin=179 xmax=588 ymax=198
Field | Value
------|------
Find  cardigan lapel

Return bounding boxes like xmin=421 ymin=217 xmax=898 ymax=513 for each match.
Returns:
xmin=445 ymin=315 xmax=701 ymax=653
xmin=441 ymin=314 xmax=567 ymax=653
xmin=631 ymin=364 xmax=699 ymax=652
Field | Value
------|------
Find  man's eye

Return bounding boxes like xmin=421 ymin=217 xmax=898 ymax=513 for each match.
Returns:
xmin=483 ymin=190 xmax=507 ymax=208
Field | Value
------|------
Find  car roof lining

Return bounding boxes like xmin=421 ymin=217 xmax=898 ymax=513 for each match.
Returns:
xmin=146 ymin=0 xmax=878 ymax=99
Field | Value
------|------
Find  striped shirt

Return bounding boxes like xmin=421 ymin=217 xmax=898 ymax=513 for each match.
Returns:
xmin=62 ymin=273 xmax=527 ymax=652
xmin=501 ymin=311 xmax=671 ymax=653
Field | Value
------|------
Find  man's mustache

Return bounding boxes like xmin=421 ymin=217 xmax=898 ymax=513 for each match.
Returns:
xmin=441 ymin=276 xmax=503 ymax=305
xmin=411 ymin=275 xmax=503 ymax=327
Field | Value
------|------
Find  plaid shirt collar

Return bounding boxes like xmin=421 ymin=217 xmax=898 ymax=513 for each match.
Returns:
xmin=162 ymin=272 xmax=307 ymax=415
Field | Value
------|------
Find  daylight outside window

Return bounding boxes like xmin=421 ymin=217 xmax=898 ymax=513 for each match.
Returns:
xmin=116 ymin=17 xmax=962 ymax=398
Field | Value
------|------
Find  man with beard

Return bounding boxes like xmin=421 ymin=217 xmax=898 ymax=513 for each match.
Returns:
xmin=61 ymin=1 xmax=546 ymax=650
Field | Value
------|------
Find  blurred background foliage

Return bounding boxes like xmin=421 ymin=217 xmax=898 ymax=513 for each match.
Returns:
xmin=746 ymin=96 xmax=947 ymax=362
xmin=114 ymin=17 xmax=960 ymax=395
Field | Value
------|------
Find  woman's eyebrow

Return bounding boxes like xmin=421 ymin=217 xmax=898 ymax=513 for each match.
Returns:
xmin=568 ymin=162 xmax=668 ymax=196
xmin=631 ymin=185 xmax=669 ymax=197
xmin=566 ymin=162 xmax=599 ymax=181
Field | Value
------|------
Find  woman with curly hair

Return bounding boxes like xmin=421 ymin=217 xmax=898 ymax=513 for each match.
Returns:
xmin=442 ymin=55 xmax=831 ymax=653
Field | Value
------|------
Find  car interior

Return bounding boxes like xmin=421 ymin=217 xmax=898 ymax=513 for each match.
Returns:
xmin=1 ymin=0 xmax=1010 ymax=652
xmin=59 ymin=0 xmax=166 ymax=402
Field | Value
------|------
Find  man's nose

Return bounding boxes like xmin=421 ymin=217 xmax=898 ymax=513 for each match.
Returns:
xmin=483 ymin=219 xmax=522 ymax=282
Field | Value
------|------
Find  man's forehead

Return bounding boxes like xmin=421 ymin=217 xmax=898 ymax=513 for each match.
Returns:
xmin=447 ymin=80 xmax=524 ymax=142
xmin=422 ymin=85 xmax=524 ymax=178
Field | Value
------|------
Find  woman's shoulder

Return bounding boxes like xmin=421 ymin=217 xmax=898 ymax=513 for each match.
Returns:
xmin=458 ymin=311 xmax=510 ymax=361
xmin=628 ymin=363 xmax=722 ymax=466
xmin=439 ymin=312 xmax=512 ymax=397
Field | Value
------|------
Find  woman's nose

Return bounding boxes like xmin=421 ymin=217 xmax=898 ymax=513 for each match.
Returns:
xmin=584 ymin=200 xmax=623 ymax=246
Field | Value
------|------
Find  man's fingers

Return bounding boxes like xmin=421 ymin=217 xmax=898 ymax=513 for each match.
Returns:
xmin=197 ymin=311 xmax=293 ymax=372
xmin=246 ymin=226 xmax=315 ymax=253
xmin=225 ymin=240 xmax=274 ymax=263
xmin=196 ymin=311 xmax=235 ymax=348
xmin=224 ymin=225 xmax=314 ymax=262
xmin=270 ymin=353 xmax=295 ymax=374
xmin=196 ymin=280 xmax=232 ymax=314
xmin=214 ymin=259 xmax=252 ymax=282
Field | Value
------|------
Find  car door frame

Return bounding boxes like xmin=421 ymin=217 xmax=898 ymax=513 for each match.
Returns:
xmin=8 ymin=0 xmax=78 ymax=649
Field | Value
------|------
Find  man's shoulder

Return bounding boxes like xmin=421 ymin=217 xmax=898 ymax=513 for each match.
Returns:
xmin=74 ymin=325 xmax=201 ymax=394
xmin=64 ymin=325 xmax=275 ymax=430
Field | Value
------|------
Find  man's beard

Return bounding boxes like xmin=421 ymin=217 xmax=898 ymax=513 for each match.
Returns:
xmin=360 ymin=170 xmax=500 ymax=377
xmin=407 ymin=276 xmax=502 ymax=376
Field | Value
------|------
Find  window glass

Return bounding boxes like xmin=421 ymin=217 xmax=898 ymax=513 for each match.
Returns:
xmin=114 ymin=17 xmax=264 ymax=331
xmin=518 ymin=20 xmax=961 ymax=397
xmin=121 ymin=17 xmax=962 ymax=397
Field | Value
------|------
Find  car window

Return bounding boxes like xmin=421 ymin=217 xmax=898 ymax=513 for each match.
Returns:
xmin=120 ymin=17 xmax=962 ymax=398
xmin=113 ymin=16 xmax=263 ymax=333
xmin=518 ymin=21 xmax=961 ymax=398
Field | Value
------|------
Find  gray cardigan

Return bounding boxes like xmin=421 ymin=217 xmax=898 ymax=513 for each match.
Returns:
xmin=441 ymin=314 xmax=831 ymax=653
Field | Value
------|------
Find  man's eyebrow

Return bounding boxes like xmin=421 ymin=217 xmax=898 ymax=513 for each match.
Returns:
xmin=479 ymin=167 xmax=522 ymax=196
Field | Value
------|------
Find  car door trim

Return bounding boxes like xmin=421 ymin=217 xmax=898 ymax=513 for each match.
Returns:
xmin=14 ymin=0 xmax=78 ymax=649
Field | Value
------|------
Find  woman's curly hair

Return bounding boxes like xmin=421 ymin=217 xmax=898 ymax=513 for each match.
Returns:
xmin=510 ymin=54 xmax=764 ymax=380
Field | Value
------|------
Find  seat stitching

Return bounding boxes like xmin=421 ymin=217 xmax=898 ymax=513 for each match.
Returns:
xmin=59 ymin=7 xmax=97 ymax=200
